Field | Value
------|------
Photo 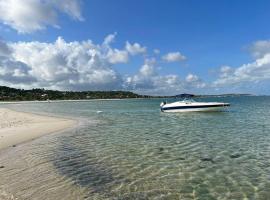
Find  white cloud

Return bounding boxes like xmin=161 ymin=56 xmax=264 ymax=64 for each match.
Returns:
xmin=103 ymin=32 xmax=117 ymax=46
xmin=0 ymin=40 xmax=11 ymax=56
xmin=125 ymin=58 xmax=157 ymax=90
xmin=214 ymin=41 xmax=270 ymax=87
xmin=107 ymin=49 xmax=129 ymax=64
xmin=0 ymin=34 xmax=207 ymax=95
xmin=0 ymin=58 xmax=36 ymax=84
xmin=185 ymin=73 xmax=206 ymax=89
xmin=104 ymin=37 xmax=148 ymax=64
xmin=5 ymin=35 xmax=124 ymax=90
xmin=214 ymin=55 xmax=270 ymax=86
xmin=249 ymin=40 xmax=270 ymax=58
xmin=0 ymin=0 xmax=83 ymax=33
xmin=0 ymin=40 xmax=36 ymax=84
xmin=54 ymin=0 xmax=83 ymax=21
xmin=125 ymin=41 xmax=146 ymax=55
xmin=220 ymin=66 xmax=232 ymax=73
xmin=218 ymin=65 xmax=233 ymax=79
xmin=162 ymin=51 xmax=186 ymax=62
xmin=2 ymin=35 xmax=170 ymax=92
xmin=125 ymin=58 xmax=189 ymax=95
xmin=139 ymin=58 xmax=156 ymax=76
xmin=103 ymin=33 xmax=129 ymax=64
xmin=186 ymin=73 xmax=199 ymax=82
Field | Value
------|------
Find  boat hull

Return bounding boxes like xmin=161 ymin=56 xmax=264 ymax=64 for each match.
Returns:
xmin=161 ymin=103 xmax=230 ymax=113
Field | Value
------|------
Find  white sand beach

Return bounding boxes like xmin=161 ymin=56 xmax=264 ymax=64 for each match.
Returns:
xmin=0 ymin=108 xmax=76 ymax=151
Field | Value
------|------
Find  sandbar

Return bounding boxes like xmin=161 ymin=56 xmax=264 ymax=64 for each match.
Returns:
xmin=0 ymin=108 xmax=76 ymax=151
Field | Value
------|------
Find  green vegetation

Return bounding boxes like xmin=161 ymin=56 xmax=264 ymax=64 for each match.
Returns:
xmin=0 ymin=86 xmax=253 ymax=101
xmin=0 ymin=86 xmax=150 ymax=101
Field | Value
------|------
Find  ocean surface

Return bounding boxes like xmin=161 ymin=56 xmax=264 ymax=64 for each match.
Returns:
xmin=1 ymin=97 xmax=270 ymax=200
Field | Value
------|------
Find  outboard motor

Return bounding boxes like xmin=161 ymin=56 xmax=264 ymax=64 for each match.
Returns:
xmin=160 ymin=101 xmax=166 ymax=107
xmin=160 ymin=101 xmax=166 ymax=112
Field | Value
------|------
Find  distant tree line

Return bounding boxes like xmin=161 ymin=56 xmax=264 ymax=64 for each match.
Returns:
xmin=0 ymin=86 xmax=250 ymax=101
xmin=0 ymin=86 xmax=152 ymax=101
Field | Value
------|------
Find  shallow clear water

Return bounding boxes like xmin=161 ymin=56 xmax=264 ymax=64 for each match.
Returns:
xmin=1 ymin=97 xmax=270 ymax=199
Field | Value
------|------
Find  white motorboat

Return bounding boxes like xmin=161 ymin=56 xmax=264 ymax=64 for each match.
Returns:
xmin=160 ymin=99 xmax=230 ymax=112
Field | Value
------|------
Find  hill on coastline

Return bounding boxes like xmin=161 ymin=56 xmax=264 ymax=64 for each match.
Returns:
xmin=0 ymin=86 xmax=150 ymax=101
xmin=0 ymin=86 xmax=253 ymax=101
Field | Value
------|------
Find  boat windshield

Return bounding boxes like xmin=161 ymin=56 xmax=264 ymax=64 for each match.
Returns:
xmin=181 ymin=98 xmax=196 ymax=103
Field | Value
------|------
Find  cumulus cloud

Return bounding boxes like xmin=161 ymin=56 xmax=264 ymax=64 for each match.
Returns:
xmin=106 ymin=49 xmax=129 ymax=64
xmin=214 ymin=55 xmax=270 ymax=86
xmin=185 ymin=73 xmax=206 ymax=89
xmin=0 ymin=33 xmax=204 ymax=95
xmin=218 ymin=66 xmax=233 ymax=78
xmin=3 ymin=35 xmax=189 ymax=94
xmin=125 ymin=41 xmax=146 ymax=55
xmin=0 ymin=0 xmax=83 ymax=33
xmin=103 ymin=32 xmax=117 ymax=46
xmin=0 ymin=58 xmax=36 ymax=84
xmin=249 ymin=40 xmax=270 ymax=58
xmin=186 ymin=73 xmax=199 ymax=82
xmin=102 ymin=33 xmax=129 ymax=64
xmin=162 ymin=51 xmax=186 ymax=62
xmin=139 ymin=58 xmax=156 ymax=77
xmin=125 ymin=58 xmax=157 ymax=90
xmin=214 ymin=41 xmax=270 ymax=87
xmin=9 ymin=36 xmax=125 ymax=90
xmin=0 ymin=40 xmax=12 ymax=56
xmin=0 ymin=35 xmax=133 ymax=90
xmin=0 ymin=40 xmax=36 ymax=84
xmin=125 ymin=58 xmax=188 ymax=95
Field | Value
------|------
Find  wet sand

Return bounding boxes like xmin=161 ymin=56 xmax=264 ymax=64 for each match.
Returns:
xmin=0 ymin=108 xmax=76 ymax=150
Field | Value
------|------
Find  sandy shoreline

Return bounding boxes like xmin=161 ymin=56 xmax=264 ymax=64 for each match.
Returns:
xmin=0 ymin=108 xmax=77 ymax=151
xmin=0 ymin=98 xmax=146 ymax=104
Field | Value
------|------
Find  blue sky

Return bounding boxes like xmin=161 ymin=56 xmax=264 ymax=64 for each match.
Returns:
xmin=1 ymin=0 xmax=270 ymax=95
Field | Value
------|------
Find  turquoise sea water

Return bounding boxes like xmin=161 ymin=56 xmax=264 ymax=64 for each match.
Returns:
xmin=1 ymin=97 xmax=270 ymax=199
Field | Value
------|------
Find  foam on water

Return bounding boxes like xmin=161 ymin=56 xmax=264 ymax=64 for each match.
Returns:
xmin=1 ymin=97 xmax=270 ymax=199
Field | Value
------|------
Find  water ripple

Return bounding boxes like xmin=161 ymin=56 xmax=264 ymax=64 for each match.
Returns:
xmin=1 ymin=97 xmax=270 ymax=199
